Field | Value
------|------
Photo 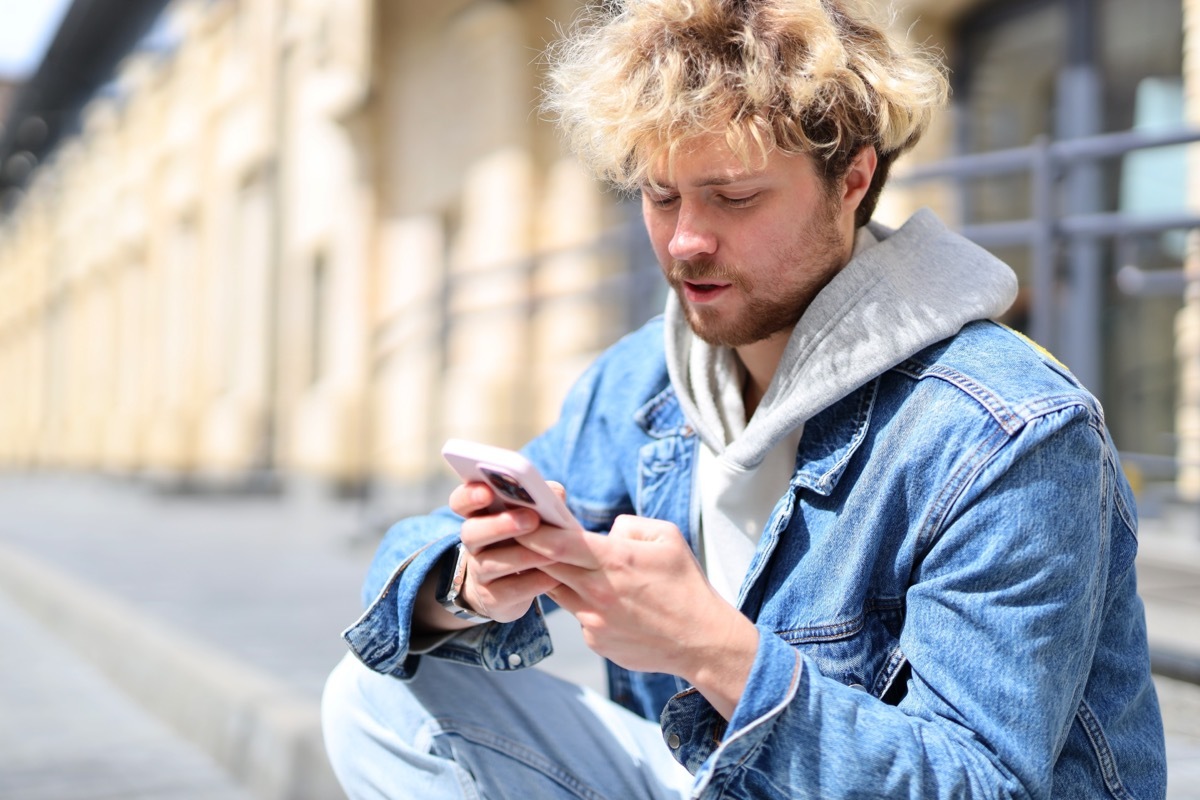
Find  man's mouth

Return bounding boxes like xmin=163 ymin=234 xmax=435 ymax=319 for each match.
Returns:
xmin=682 ymin=280 xmax=732 ymax=303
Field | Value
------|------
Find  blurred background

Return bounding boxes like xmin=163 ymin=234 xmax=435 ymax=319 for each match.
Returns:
xmin=0 ymin=0 xmax=1197 ymax=798
xmin=0 ymin=0 xmax=1196 ymax=508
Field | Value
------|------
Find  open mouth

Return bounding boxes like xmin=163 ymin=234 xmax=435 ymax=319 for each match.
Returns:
xmin=683 ymin=280 xmax=732 ymax=303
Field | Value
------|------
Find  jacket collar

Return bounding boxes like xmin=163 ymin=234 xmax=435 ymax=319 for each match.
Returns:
xmin=634 ymin=377 xmax=879 ymax=496
xmin=791 ymin=379 xmax=879 ymax=496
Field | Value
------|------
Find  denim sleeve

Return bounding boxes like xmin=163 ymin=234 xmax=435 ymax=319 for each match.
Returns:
xmin=341 ymin=355 xmax=613 ymax=679
xmin=675 ymin=404 xmax=1119 ymax=799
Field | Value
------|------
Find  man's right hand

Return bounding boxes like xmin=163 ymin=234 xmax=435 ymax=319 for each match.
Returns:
xmin=413 ymin=482 xmax=563 ymax=634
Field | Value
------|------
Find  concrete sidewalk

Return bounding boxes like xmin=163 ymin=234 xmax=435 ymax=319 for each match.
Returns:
xmin=0 ymin=472 xmax=1197 ymax=798
xmin=0 ymin=473 xmax=606 ymax=800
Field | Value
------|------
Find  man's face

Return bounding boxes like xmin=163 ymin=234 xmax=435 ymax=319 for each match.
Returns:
xmin=642 ymin=136 xmax=860 ymax=349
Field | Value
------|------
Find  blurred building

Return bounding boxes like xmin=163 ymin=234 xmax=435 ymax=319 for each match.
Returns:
xmin=0 ymin=0 xmax=1196 ymax=513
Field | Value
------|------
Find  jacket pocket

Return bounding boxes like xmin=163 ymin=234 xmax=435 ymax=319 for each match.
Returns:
xmin=775 ymin=598 xmax=906 ymax=701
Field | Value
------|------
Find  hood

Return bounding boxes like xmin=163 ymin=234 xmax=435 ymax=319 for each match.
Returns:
xmin=665 ymin=208 xmax=1019 ymax=470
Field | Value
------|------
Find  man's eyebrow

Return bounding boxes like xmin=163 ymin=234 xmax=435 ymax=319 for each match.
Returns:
xmin=694 ymin=174 xmax=751 ymax=187
xmin=641 ymin=173 xmax=757 ymax=191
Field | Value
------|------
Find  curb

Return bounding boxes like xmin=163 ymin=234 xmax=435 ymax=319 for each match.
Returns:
xmin=0 ymin=540 xmax=344 ymax=800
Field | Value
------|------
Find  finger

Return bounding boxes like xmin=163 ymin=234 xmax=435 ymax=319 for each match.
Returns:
xmin=460 ymin=506 xmax=541 ymax=551
xmin=467 ymin=568 xmax=561 ymax=619
xmin=536 ymin=560 xmax=601 ymax=597
xmin=518 ymin=525 xmax=605 ymax=570
xmin=608 ymin=514 xmax=680 ymax=542
xmin=545 ymin=582 xmax=585 ymax=615
xmin=448 ymin=481 xmax=498 ymax=517
xmin=469 ymin=541 xmax=557 ymax=583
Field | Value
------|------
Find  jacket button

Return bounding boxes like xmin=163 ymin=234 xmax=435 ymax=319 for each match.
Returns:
xmin=507 ymin=653 xmax=522 ymax=667
xmin=848 ymin=683 xmax=867 ymax=692
xmin=667 ymin=733 xmax=682 ymax=749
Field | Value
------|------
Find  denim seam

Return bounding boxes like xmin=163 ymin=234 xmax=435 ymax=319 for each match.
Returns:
xmin=634 ymin=383 xmax=686 ymax=438
xmin=698 ymin=651 xmax=804 ymax=799
xmin=914 ymin=420 xmax=1010 ymax=555
xmin=1075 ymin=698 xmax=1137 ymax=800
xmin=813 ymin=379 xmax=879 ymax=494
xmin=774 ymin=597 xmax=903 ymax=643
xmin=895 ymin=361 xmax=1023 ymax=434
xmin=895 ymin=360 xmax=1093 ymax=437
xmin=1105 ymin=448 xmax=1137 ymax=535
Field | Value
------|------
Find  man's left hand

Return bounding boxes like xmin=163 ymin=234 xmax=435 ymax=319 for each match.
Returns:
xmin=524 ymin=515 xmax=759 ymax=720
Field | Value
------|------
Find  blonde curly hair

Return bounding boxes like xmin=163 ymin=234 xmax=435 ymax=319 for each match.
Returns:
xmin=543 ymin=0 xmax=948 ymax=225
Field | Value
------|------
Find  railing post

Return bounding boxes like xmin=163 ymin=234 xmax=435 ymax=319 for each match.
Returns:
xmin=1030 ymin=135 xmax=1057 ymax=350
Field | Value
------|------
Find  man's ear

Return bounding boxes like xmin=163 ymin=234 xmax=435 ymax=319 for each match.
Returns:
xmin=841 ymin=146 xmax=878 ymax=211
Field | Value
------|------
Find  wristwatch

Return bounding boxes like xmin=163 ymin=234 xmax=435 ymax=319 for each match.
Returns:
xmin=435 ymin=543 xmax=492 ymax=624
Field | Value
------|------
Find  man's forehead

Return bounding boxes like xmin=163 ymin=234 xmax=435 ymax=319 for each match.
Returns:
xmin=644 ymin=135 xmax=771 ymax=187
xmin=643 ymin=138 xmax=812 ymax=189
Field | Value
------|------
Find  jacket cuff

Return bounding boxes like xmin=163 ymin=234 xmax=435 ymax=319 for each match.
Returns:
xmin=342 ymin=533 xmax=554 ymax=678
xmin=660 ymin=625 xmax=802 ymax=777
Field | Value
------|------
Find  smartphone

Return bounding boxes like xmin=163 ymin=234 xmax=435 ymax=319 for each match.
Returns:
xmin=441 ymin=439 xmax=580 ymax=530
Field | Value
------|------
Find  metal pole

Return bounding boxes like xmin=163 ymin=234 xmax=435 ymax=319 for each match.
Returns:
xmin=1056 ymin=59 xmax=1105 ymax=392
xmin=1030 ymin=136 xmax=1056 ymax=350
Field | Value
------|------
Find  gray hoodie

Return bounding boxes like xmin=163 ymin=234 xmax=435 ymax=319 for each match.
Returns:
xmin=663 ymin=208 xmax=1019 ymax=602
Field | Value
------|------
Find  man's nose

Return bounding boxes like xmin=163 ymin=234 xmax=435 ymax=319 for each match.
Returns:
xmin=668 ymin=206 xmax=717 ymax=261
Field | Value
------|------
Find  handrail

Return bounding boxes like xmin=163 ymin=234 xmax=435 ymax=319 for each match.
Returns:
xmin=896 ymin=127 xmax=1200 ymax=336
xmin=898 ymin=126 xmax=1200 ymax=183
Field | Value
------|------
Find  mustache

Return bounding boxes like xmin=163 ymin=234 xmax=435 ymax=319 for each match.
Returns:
xmin=665 ymin=260 xmax=745 ymax=288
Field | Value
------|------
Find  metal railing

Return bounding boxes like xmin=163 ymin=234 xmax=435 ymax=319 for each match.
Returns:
xmin=897 ymin=126 xmax=1199 ymax=350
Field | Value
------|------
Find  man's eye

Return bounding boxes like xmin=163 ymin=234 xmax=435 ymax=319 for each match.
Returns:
xmin=721 ymin=194 xmax=759 ymax=208
xmin=645 ymin=193 xmax=679 ymax=209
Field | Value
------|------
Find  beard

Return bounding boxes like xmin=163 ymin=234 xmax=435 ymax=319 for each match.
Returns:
xmin=665 ymin=206 xmax=848 ymax=348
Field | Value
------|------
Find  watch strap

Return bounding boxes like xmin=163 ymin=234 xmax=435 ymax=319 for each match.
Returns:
xmin=435 ymin=543 xmax=491 ymax=624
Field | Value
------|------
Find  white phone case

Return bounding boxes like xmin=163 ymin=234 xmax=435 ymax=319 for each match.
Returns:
xmin=441 ymin=439 xmax=580 ymax=530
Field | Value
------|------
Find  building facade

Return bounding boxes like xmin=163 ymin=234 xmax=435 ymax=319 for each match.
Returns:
xmin=0 ymin=0 xmax=1196 ymax=510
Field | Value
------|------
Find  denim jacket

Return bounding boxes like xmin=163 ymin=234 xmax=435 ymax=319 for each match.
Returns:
xmin=344 ymin=317 xmax=1166 ymax=799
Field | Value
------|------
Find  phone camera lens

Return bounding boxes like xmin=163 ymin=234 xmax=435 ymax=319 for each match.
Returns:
xmin=481 ymin=468 xmax=535 ymax=505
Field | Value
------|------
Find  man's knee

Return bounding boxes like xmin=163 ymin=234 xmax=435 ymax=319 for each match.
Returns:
xmin=321 ymin=654 xmax=372 ymax=770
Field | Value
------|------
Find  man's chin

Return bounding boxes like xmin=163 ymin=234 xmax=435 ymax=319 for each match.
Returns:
xmin=684 ymin=307 xmax=796 ymax=349
xmin=685 ymin=313 xmax=757 ymax=349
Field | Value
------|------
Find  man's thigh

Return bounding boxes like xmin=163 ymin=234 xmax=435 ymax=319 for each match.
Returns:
xmin=322 ymin=653 xmax=694 ymax=800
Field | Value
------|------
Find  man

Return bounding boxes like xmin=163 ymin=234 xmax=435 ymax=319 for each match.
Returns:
xmin=323 ymin=0 xmax=1167 ymax=797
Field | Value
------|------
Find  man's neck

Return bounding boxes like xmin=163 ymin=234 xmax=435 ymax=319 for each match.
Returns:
xmin=736 ymin=330 xmax=792 ymax=418
xmin=736 ymin=224 xmax=868 ymax=417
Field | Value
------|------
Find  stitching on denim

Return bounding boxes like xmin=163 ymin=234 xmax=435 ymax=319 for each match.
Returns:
xmin=775 ymin=597 xmax=902 ymax=643
xmin=914 ymin=420 xmax=1009 ymax=556
xmin=634 ymin=382 xmax=685 ymax=438
xmin=896 ymin=356 xmax=1097 ymax=441
xmin=875 ymin=645 xmax=909 ymax=699
xmin=1106 ymin=449 xmax=1137 ymax=535
xmin=812 ymin=379 xmax=879 ymax=493
xmin=777 ymin=614 xmax=864 ymax=642
xmin=1075 ymin=699 xmax=1136 ymax=800
xmin=702 ymin=650 xmax=804 ymax=799
xmin=895 ymin=360 xmax=1023 ymax=434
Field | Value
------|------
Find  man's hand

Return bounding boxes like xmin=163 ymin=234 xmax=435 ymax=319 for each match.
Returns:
xmin=412 ymin=481 xmax=563 ymax=634
xmin=449 ymin=481 xmax=563 ymax=622
xmin=524 ymin=515 xmax=760 ymax=720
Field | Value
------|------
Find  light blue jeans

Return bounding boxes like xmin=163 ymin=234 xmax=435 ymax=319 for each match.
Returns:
xmin=322 ymin=653 xmax=694 ymax=799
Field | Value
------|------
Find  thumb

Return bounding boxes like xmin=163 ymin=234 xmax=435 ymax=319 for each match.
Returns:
xmin=546 ymin=480 xmax=568 ymax=503
xmin=610 ymin=514 xmax=680 ymax=543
